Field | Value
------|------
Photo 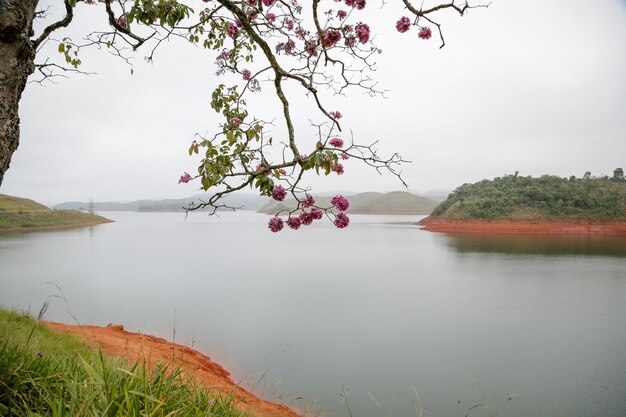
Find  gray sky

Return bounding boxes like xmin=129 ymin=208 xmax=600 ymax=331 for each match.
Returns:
xmin=2 ymin=0 xmax=625 ymax=205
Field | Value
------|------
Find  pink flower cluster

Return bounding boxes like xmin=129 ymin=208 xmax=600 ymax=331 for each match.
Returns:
xmin=354 ymin=23 xmax=370 ymax=44
xmin=418 ymin=27 xmax=432 ymax=40
xmin=330 ymin=111 xmax=342 ymax=119
xmin=267 ymin=194 xmax=351 ymax=232
xmin=268 ymin=217 xmax=284 ymax=232
xmin=271 ymin=184 xmax=287 ymax=201
xmin=396 ymin=16 xmax=410 ymax=33
xmin=178 ymin=172 xmax=192 ymax=184
xmin=337 ymin=10 xmax=347 ymax=20
xmin=345 ymin=0 xmax=366 ymax=9
xmin=242 ymin=69 xmax=252 ymax=80
xmin=227 ymin=22 xmax=239 ymax=38
xmin=302 ymin=194 xmax=315 ymax=208
xmin=266 ymin=13 xmax=277 ymax=22
xmin=331 ymin=163 xmax=344 ymax=175
xmin=329 ymin=137 xmax=344 ymax=148
xmin=263 ymin=0 xmax=275 ymax=6
xmin=334 ymin=212 xmax=350 ymax=228
xmin=322 ymin=29 xmax=342 ymax=48
xmin=331 ymin=195 xmax=349 ymax=211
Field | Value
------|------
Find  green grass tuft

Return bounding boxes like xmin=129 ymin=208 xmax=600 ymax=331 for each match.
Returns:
xmin=0 ymin=308 xmax=247 ymax=417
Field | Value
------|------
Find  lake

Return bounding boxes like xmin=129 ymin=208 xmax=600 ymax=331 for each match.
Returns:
xmin=1 ymin=211 xmax=625 ymax=417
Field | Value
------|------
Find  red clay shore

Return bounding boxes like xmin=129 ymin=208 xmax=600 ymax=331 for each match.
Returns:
xmin=44 ymin=321 xmax=301 ymax=417
xmin=418 ymin=217 xmax=626 ymax=234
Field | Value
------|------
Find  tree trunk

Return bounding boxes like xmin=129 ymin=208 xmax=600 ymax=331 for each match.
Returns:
xmin=0 ymin=0 xmax=38 ymax=186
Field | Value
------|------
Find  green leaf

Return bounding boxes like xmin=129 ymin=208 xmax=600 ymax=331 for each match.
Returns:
xmin=57 ymin=43 xmax=65 ymax=53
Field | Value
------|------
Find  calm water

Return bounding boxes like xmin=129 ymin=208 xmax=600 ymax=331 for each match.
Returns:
xmin=1 ymin=212 xmax=625 ymax=417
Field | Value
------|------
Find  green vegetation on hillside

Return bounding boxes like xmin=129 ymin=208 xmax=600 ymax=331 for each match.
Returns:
xmin=432 ymin=171 xmax=626 ymax=221
xmin=0 ymin=194 xmax=111 ymax=231
xmin=0 ymin=308 xmax=245 ymax=417
xmin=258 ymin=191 xmax=438 ymax=214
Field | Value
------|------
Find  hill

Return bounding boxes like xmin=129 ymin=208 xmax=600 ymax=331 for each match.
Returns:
xmin=257 ymin=191 xmax=438 ymax=214
xmin=0 ymin=194 xmax=112 ymax=232
xmin=53 ymin=193 xmax=268 ymax=212
xmin=429 ymin=172 xmax=626 ymax=221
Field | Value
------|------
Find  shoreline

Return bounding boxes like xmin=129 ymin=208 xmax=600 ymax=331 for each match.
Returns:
xmin=0 ymin=213 xmax=113 ymax=233
xmin=417 ymin=217 xmax=626 ymax=234
xmin=0 ymin=218 xmax=113 ymax=233
xmin=44 ymin=321 xmax=301 ymax=417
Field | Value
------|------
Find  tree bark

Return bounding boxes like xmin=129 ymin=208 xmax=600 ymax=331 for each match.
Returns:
xmin=0 ymin=0 xmax=38 ymax=185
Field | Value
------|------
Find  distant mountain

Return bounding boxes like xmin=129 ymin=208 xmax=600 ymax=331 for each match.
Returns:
xmin=257 ymin=191 xmax=438 ymax=214
xmin=53 ymin=193 xmax=269 ymax=212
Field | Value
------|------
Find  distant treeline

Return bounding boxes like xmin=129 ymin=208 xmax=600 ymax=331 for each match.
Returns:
xmin=432 ymin=169 xmax=626 ymax=221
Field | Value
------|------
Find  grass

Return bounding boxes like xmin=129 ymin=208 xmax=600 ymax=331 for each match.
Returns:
xmin=0 ymin=194 xmax=111 ymax=232
xmin=0 ymin=210 xmax=111 ymax=230
xmin=0 ymin=307 xmax=247 ymax=417
xmin=0 ymin=194 xmax=48 ymax=212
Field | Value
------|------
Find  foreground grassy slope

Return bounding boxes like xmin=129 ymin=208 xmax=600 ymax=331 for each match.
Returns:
xmin=431 ymin=173 xmax=626 ymax=221
xmin=0 ymin=194 xmax=111 ymax=231
xmin=0 ymin=308 xmax=245 ymax=417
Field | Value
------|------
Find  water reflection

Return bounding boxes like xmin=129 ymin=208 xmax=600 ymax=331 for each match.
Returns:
xmin=444 ymin=233 xmax=626 ymax=257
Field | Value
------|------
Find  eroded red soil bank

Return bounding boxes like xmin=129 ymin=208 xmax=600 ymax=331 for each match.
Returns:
xmin=418 ymin=217 xmax=626 ymax=234
xmin=45 ymin=322 xmax=301 ymax=417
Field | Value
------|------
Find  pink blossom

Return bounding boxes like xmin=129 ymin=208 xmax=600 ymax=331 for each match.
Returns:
xmin=337 ymin=10 xmax=347 ymax=20
xmin=355 ymin=23 xmax=370 ymax=44
xmin=300 ymin=212 xmax=314 ymax=225
xmin=302 ymin=195 xmax=315 ymax=208
xmin=227 ymin=22 xmax=239 ymax=37
xmin=117 ymin=15 xmax=128 ymax=29
xmin=242 ymin=69 xmax=252 ymax=80
xmin=322 ymin=29 xmax=342 ymax=48
xmin=218 ymin=49 xmax=230 ymax=60
xmin=178 ymin=172 xmax=192 ymax=184
xmin=396 ymin=16 xmax=411 ymax=33
xmin=284 ymin=18 xmax=294 ymax=31
xmin=331 ymin=195 xmax=350 ymax=211
xmin=278 ymin=168 xmax=288 ymax=176
xmin=345 ymin=0 xmax=356 ymax=6
xmin=341 ymin=152 xmax=350 ymax=160
xmin=256 ymin=164 xmax=269 ymax=175
xmin=230 ymin=117 xmax=242 ymax=126
xmin=330 ymin=111 xmax=342 ymax=119
xmin=268 ymin=217 xmax=284 ymax=232
xmin=266 ymin=13 xmax=277 ymax=22
xmin=418 ymin=26 xmax=432 ymax=40
xmin=85 ymin=0 xmax=96 ymax=4
xmin=334 ymin=212 xmax=350 ymax=228
xmin=329 ymin=137 xmax=344 ymax=148
xmin=263 ymin=0 xmax=275 ymax=6
xmin=287 ymin=216 xmax=302 ymax=230
xmin=310 ymin=207 xmax=323 ymax=220
xmin=355 ymin=0 xmax=366 ymax=10
xmin=305 ymin=40 xmax=318 ymax=56
xmin=344 ymin=36 xmax=356 ymax=47
xmin=332 ymin=163 xmax=344 ymax=175
xmin=271 ymin=184 xmax=287 ymax=201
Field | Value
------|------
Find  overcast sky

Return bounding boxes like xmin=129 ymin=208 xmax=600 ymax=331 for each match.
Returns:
xmin=2 ymin=0 xmax=625 ymax=205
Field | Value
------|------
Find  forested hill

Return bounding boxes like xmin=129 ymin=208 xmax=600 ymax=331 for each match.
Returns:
xmin=430 ymin=170 xmax=626 ymax=221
